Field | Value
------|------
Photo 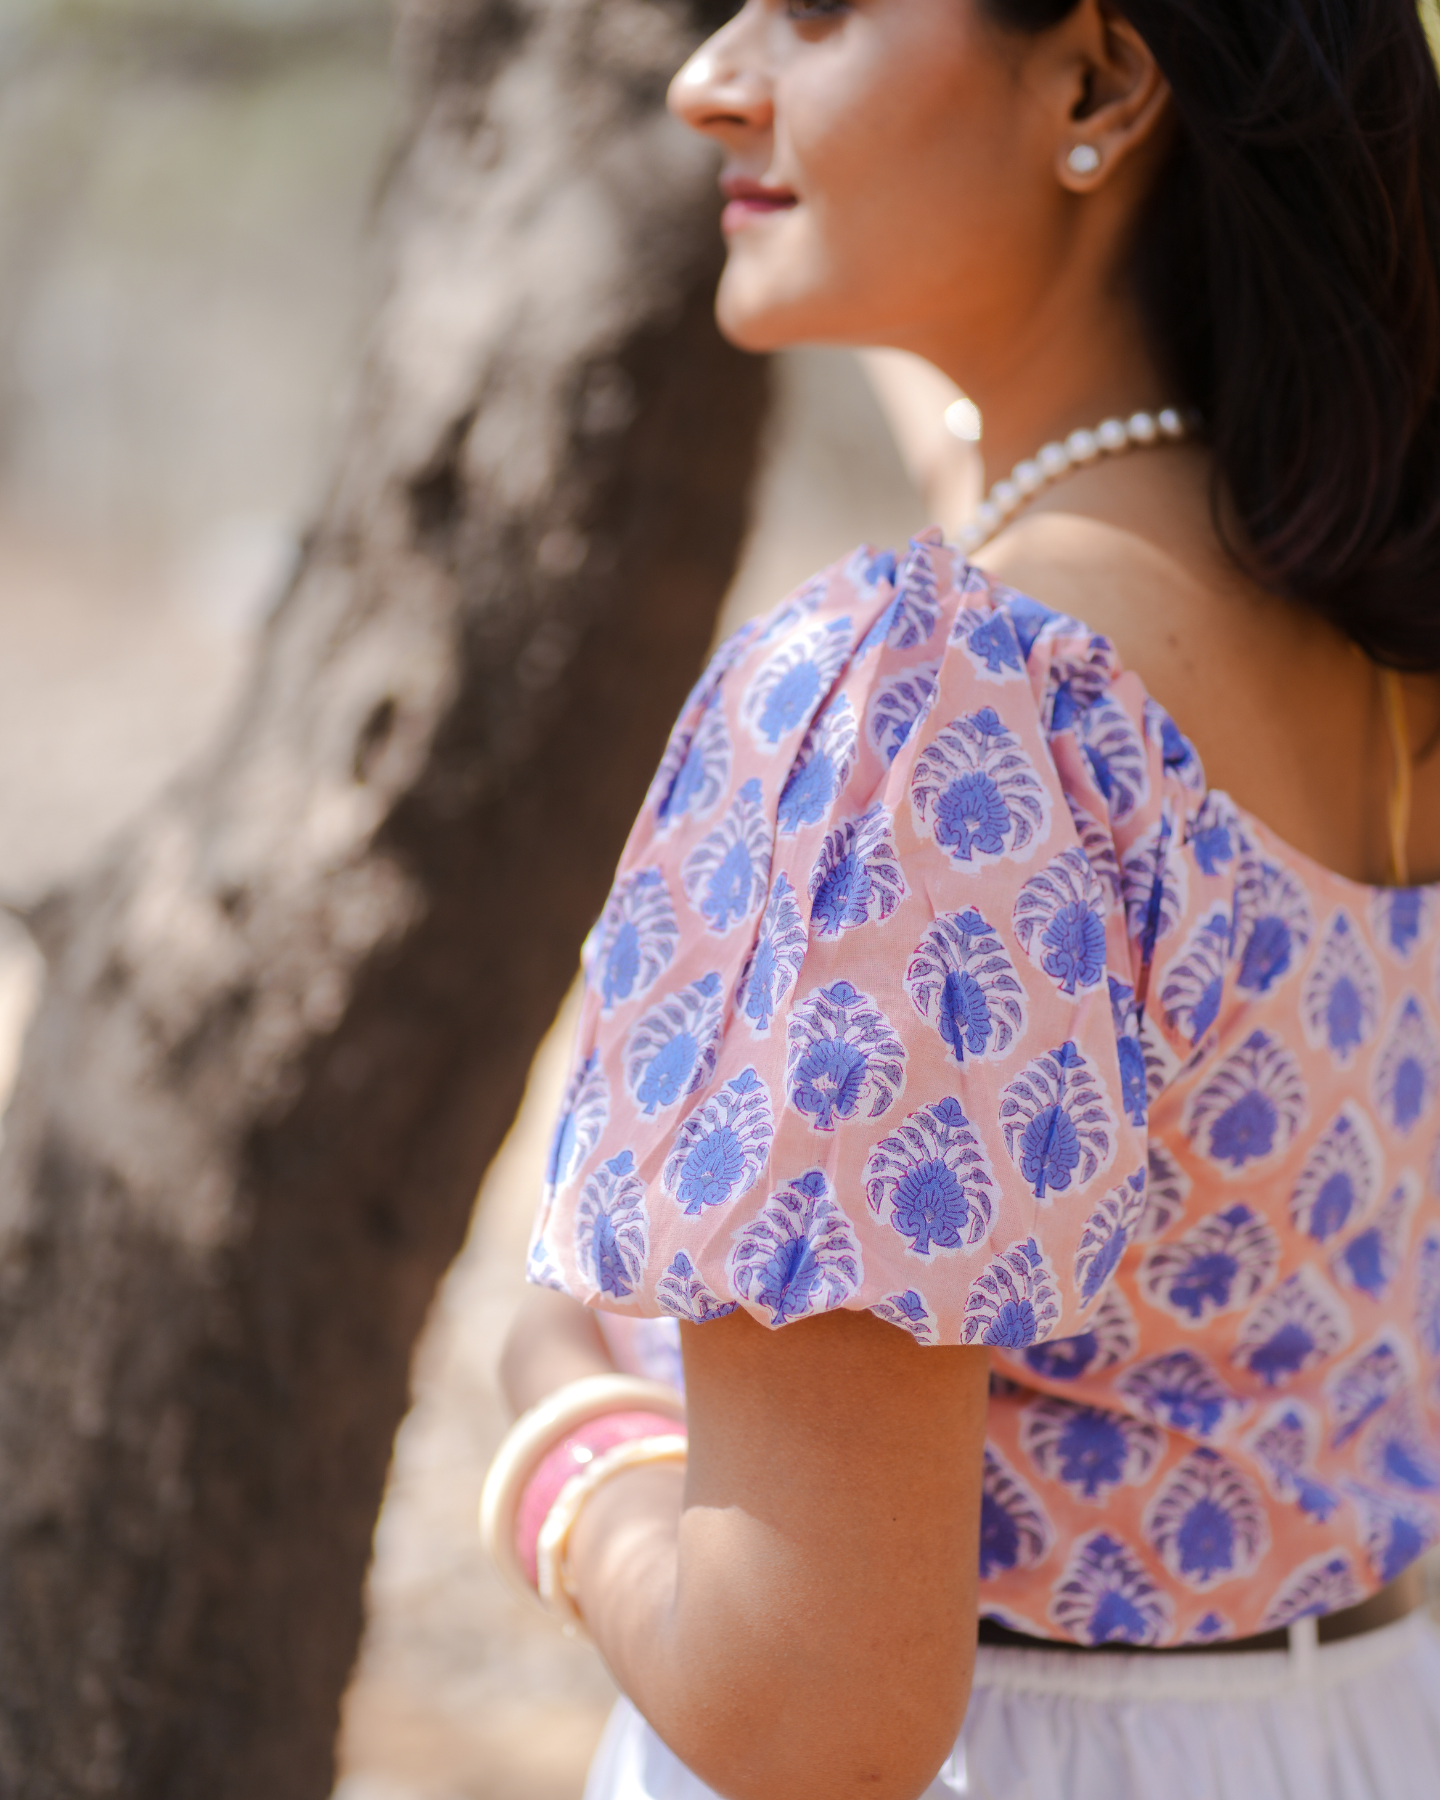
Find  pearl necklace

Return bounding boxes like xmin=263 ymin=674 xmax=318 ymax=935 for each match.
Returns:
xmin=953 ymin=406 xmax=1197 ymax=555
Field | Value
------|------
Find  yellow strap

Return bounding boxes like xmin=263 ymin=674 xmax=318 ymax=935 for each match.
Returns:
xmin=1381 ymin=668 xmax=1412 ymax=888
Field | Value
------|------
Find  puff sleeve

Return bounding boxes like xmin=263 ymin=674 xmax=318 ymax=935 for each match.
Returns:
xmin=528 ymin=534 xmax=1209 ymax=1347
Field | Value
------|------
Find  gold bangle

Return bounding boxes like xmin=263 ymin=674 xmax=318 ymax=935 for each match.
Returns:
xmin=535 ymin=1433 xmax=689 ymax=1638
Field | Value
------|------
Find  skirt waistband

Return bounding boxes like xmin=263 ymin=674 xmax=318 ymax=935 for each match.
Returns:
xmin=970 ymin=1611 xmax=1434 ymax=1703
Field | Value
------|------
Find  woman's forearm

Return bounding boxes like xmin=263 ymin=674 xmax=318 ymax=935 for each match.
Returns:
xmin=499 ymin=1284 xmax=616 ymax=1414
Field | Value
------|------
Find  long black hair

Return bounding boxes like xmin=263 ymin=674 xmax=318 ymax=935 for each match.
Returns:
xmin=987 ymin=0 xmax=1440 ymax=671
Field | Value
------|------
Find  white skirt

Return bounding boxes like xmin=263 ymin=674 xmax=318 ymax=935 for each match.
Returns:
xmin=584 ymin=1613 xmax=1440 ymax=1800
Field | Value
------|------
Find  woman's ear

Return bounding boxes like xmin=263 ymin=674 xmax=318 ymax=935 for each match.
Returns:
xmin=1049 ymin=0 xmax=1172 ymax=193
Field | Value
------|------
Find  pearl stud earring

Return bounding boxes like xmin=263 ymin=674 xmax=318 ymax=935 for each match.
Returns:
xmin=1067 ymin=144 xmax=1101 ymax=176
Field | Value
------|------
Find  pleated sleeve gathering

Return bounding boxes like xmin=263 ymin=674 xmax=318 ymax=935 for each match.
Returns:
xmin=527 ymin=533 xmax=1216 ymax=1347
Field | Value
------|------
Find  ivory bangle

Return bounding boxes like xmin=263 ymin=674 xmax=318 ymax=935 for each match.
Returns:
xmin=535 ymin=1433 xmax=689 ymax=1637
xmin=479 ymin=1372 xmax=686 ymax=1607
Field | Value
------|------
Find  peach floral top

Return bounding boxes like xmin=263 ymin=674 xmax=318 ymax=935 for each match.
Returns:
xmin=527 ymin=533 xmax=1440 ymax=1645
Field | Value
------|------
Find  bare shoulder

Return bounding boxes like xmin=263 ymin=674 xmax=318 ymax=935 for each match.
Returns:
xmin=972 ymin=511 xmax=1228 ymax=681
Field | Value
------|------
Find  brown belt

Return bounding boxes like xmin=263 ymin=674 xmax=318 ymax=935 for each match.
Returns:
xmin=977 ymin=1568 xmax=1423 ymax=1656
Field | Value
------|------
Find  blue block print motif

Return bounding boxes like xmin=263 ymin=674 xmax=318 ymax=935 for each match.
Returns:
xmin=952 ymin=604 xmax=1026 ymax=681
xmin=1012 ymin=848 xmax=1108 ymax=996
xmin=661 ymin=1068 xmax=774 ymax=1216
xmin=624 ymin=972 xmax=725 ymax=1116
xmin=863 ymin=1097 xmax=997 ymax=1257
xmin=777 ymin=693 xmax=858 ymax=836
xmin=873 ymin=1289 xmax=938 ymax=1345
xmin=734 ymin=873 xmax=807 ymax=1038
xmin=754 ymin=574 xmax=826 ymax=648
xmin=1139 ymin=1203 xmax=1279 ymax=1325
xmin=842 ymin=544 xmax=897 ymax=606
xmin=979 ymin=1445 xmax=1054 ymax=1579
xmin=1074 ymin=1171 xmax=1146 ymax=1307
xmin=785 ymin=980 xmax=906 ymax=1131
xmin=1018 ymin=1286 xmax=1138 ymax=1382
xmin=1049 ymin=1531 xmax=1173 ymax=1646
xmin=1373 ymin=994 xmax=1439 ymax=1135
xmin=1116 ymin=1348 xmax=1250 ymax=1439
xmin=1000 ymin=592 xmax=1069 ymax=660
xmin=651 ymin=692 xmax=731 ymax=831
xmin=1020 ymin=1396 xmax=1163 ymax=1502
xmin=586 ymin=868 xmax=679 ymax=1016
xmin=1344 ymin=1482 xmax=1438 ymax=1583
xmin=525 ymin=1237 xmax=569 ymax=1296
xmin=868 ymin=537 xmax=942 ymax=651
xmin=1182 ymin=1612 xmax=1234 ymax=1645
xmin=1158 ymin=908 xmax=1232 ymax=1048
xmin=682 ymin=777 xmax=772 ymax=935
xmin=1260 ymin=1550 xmax=1362 ymax=1630
xmin=1145 ymin=697 xmax=1205 ymax=793
xmin=1247 ymin=1404 xmax=1340 ymax=1521
xmin=1332 ymin=1174 xmax=1418 ymax=1302
xmin=1232 ymin=855 xmax=1314 ymax=994
xmin=910 ymin=708 xmax=1050 ymax=869
xmin=865 ymin=661 xmax=939 ymax=765
xmin=1184 ymin=791 xmax=1246 ymax=876
xmin=545 ymin=1051 xmax=609 ymax=1195
xmin=808 ymin=805 xmax=907 ymax=938
xmin=1361 ymin=1396 xmax=1440 ymax=1494
xmin=1000 ymin=1042 xmax=1117 ymax=1201
xmin=1417 ymin=1232 xmax=1440 ymax=1359
xmin=740 ymin=615 xmax=853 ymax=749
xmin=1120 ymin=823 xmax=1188 ymax=984
xmin=1300 ymin=910 xmax=1382 ymax=1065
xmin=1078 ymin=694 xmax=1151 ymax=823
xmin=1040 ymin=631 xmax=1115 ymax=735
xmin=655 ymin=1251 xmax=737 ymax=1323
xmin=1233 ymin=1268 xmax=1350 ymax=1387
xmin=658 ymin=1252 xmax=738 ymax=1324
xmin=962 ymin=1238 xmax=1062 ymax=1347
xmin=1186 ymin=1029 xmax=1307 ymax=1174
xmin=1144 ymin=1449 xmax=1269 ymax=1591
xmin=1288 ymin=1103 xmax=1381 ymax=1242
xmin=1105 ymin=978 xmax=1151 ymax=1129
xmin=1133 ymin=1142 xmax=1191 ymax=1242
xmin=1369 ymin=886 xmax=1435 ymax=963
xmin=1326 ymin=1334 xmax=1409 ymax=1446
xmin=904 ymin=908 xmax=1027 ymax=1066
xmin=574 ymin=1151 xmax=649 ymax=1301
xmin=728 ymin=1169 xmax=863 ymax=1327
xmin=1064 ymin=796 xmax=1123 ymax=913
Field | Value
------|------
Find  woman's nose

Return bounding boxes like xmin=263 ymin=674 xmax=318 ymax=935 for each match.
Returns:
xmin=668 ymin=11 xmax=773 ymax=139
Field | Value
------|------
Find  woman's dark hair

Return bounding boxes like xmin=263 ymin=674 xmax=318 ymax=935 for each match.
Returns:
xmin=986 ymin=0 xmax=1440 ymax=671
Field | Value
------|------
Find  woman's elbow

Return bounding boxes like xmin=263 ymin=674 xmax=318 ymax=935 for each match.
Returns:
xmin=655 ymin=1653 xmax=974 ymax=1800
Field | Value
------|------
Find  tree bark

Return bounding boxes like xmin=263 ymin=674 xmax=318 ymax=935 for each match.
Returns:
xmin=0 ymin=3 xmax=766 ymax=1793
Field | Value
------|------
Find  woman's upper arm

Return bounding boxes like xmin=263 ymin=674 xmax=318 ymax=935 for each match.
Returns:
xmin=584 ymin=1308 xmax=990 ymax=1800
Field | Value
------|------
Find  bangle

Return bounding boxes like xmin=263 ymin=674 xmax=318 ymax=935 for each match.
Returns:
xmin=480 ymin=1373 xmax=686 ymax=1608
xmin=535 ymin=1433 xmax=689 ymax=1638
xmin=516 ymin=1410 xmax=683 ymax=1586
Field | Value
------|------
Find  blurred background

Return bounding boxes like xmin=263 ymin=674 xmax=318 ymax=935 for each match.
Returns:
xmin=0 ymin=4 xmax=974 ymax=1797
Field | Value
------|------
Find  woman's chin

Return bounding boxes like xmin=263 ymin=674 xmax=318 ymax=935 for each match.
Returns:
xmin=714 ymin=281 xmax=830 ymax=356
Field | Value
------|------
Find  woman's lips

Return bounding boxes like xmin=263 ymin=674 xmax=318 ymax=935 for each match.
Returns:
xmin=720 ymin=176 xmax=798 ymax=231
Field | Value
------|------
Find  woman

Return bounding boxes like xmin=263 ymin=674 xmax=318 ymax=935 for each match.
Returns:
xmin=487 ymin=3 xmax=1440 ymax=1796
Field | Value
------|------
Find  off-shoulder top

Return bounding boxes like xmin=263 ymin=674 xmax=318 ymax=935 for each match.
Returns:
xmin=526 ymin=531 xmax=1440 ymax=1646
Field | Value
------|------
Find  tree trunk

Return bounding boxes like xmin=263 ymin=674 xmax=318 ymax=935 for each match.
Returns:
xmin=0 ymin=3 xmax=766 ymax=1793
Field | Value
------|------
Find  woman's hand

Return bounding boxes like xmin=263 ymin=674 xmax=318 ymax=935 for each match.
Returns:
xmin=567 ymin=1307 xmax=990 ymax=1800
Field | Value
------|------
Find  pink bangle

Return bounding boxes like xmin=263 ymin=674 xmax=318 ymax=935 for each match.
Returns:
xmin=479 ymin=1373 xmax=687 ymax=1612
xmin=514 ymin=1410 xmax=682 ymax=1586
